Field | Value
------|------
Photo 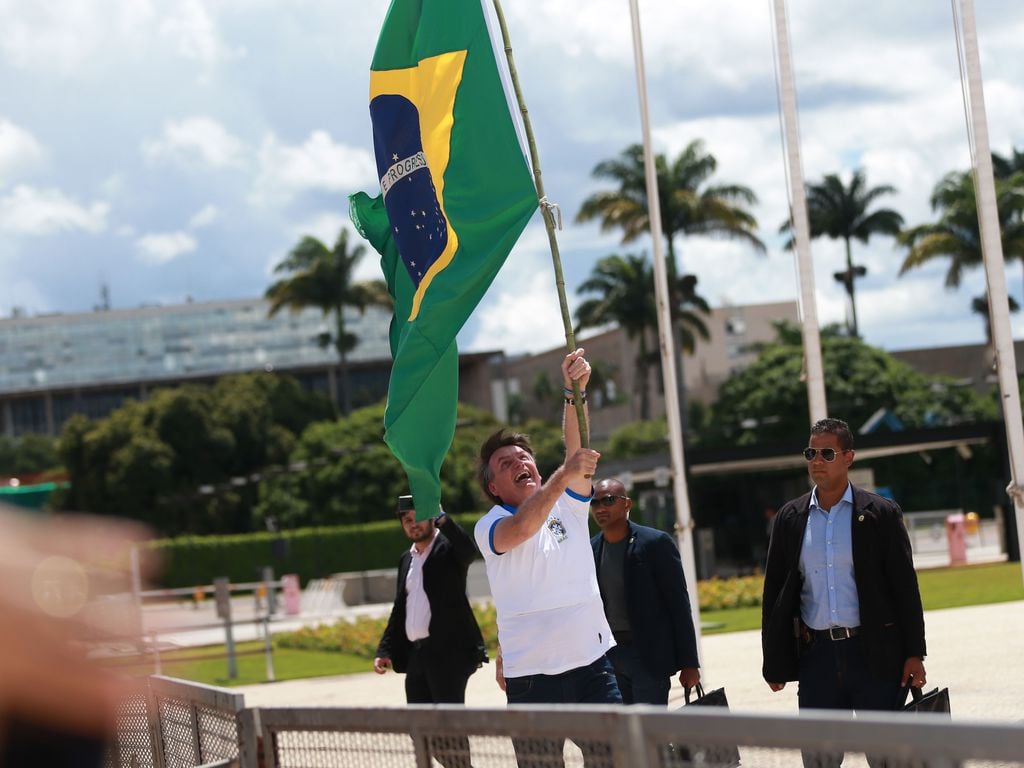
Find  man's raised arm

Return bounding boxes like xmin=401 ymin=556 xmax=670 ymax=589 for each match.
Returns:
xmin=562 ymin=348 xmax=594 ymax=498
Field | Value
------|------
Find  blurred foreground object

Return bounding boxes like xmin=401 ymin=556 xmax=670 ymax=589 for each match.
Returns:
xmin=0 ymin=505 xmax=153 ymax=766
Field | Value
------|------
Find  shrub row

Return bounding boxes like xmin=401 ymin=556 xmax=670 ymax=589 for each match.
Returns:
xmin=147 ymin=513 xmax=480 ymax=588
xmin=697 ymin=574 xmax=764 ymax=611
xmin=276 ymin=601 xmax=501 ymax=658
xmin=274 ymin=578 xmax=763 ymax=659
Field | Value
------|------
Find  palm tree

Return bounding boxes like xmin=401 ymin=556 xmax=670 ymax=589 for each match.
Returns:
xmin=971 ymin=292 xmax=1019 ymax=346
xmin=265 ymin=229 xmax=391 ymax=415
xmin=992 ymin=147 xmax=1024 ymax=179
xmin=577 ymin=141 xmax=765 ymax=281
xmin=576 ymin=141 xmax=760 ymax=428
xmin=575 ymin=253 xmax=709 ymax=420
xmin=899 ymin=170 xmax=1024 ymax=297
xmin=781 ymin=169 xmax=903 ymax=338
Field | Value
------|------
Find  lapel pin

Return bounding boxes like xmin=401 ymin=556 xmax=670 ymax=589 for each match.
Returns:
xmin=858 ymin=515 xmax=865 ymax=522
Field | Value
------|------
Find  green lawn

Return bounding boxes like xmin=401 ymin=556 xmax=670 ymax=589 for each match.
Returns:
xmin=155 ymin=562 xmax=1024 ymax=686
xmin=701 ymin=561 xmax=1024 ymax=635
xmin=916 ymin=561 xmax=1024 ymax=609
xmin=135 ymin=640 xmax=369 ymax=687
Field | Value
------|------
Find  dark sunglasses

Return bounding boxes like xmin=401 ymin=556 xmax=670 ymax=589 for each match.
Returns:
xmin=591 ymin=495 xmax=629 ymax=507
xmin=802 ymin=447 xmax=849 ymax=462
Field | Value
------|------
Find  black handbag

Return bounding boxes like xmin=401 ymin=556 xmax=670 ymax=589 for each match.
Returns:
xmin=903 ymin=684 xmax=951 ymax=714
xmin=662 ymin=685 xmax=741 ymax=767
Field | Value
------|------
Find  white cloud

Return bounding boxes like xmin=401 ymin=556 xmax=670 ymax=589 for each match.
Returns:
xmin=142 ymin=116 xmax=244 ymax=169
xmin=0 ymin=185 xmax=108 ymax=235
xmin=252 ymin=130 xmax=377 ymax=206
xmin=188 ymin=203 xmax=220 ymax=229
xmin=158 ymin=0 xmax=243 ymax=66
xmin=0 ymin=118 xmax=44 ymax=181
xmin=0 ymin=1 xmax=106 ymax=74
xmin=135 ymin=231 xmax=197 ymax=265
xmin=465 ymin=262 xmax=569 ymax=355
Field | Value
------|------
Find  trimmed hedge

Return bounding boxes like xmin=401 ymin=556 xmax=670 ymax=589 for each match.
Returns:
xmin=147 ymin=513 xmax=482 ymax=588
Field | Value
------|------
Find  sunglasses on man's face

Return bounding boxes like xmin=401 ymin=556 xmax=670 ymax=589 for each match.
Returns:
xmin=802 ymin=447 xmax=848 ymax=462
xmin=591 ymin=495 xmax=629 ymax=507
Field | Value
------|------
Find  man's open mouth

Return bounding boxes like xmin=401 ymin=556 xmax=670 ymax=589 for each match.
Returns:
xmin=515 ymin=470 xmax=531 ymax=483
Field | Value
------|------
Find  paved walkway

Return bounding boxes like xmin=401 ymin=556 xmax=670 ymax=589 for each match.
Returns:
xmin=236 ymin=600 xmax=1023 ymax=723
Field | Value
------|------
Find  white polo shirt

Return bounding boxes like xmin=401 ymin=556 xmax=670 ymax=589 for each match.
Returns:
xmin=474 ymin=488 xmax=614 ymax=677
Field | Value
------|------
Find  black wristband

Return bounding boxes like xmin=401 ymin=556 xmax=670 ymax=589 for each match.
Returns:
xmin=564 ymin=395 xmax=587 ymax=405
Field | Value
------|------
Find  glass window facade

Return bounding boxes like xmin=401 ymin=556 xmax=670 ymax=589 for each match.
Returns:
xmin=0 ymin=299 xmax=392 ymax=394
xmin=0 ymin=299 xmax=395 ymax=435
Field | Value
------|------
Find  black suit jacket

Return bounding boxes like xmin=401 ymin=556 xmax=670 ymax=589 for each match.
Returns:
xmin=591 ymin=521 xmax=700 ymax=678
xmin=761 ymin=485 xmax=926 ymax=684
xmin=376 ymin=516 xmax=488 ymax=676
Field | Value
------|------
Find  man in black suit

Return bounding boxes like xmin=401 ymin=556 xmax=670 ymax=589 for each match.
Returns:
xmin=762 ymin=418 xmax=927 ymax=767
xmin=374 ymin=495 xmax=488 ymax=706
xmin=590 ymin=478 xmax=700 ymax=705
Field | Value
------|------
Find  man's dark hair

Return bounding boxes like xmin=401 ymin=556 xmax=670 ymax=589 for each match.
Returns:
xmin=810 ymin=418 xmax=854 ymax=451
xmin=477 ymin=428 xmax=535 ymax=504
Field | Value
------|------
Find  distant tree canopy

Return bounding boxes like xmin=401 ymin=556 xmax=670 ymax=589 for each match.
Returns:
xmin=706 ymin=322 xmax=997 ymax=446
xmin=0 ymin=434 xmax=59 ymax=477
xmin=252 ymin=404 xmax=565 ymax=530
xmin=58 ymin=373 xmax=333 ymax=535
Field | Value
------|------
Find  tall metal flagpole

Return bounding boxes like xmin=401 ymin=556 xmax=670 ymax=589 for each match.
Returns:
xmin=627 ymin=0 xmax=702 ymax=660
xmin=955 ymin=0 xmax=1024 ymax=584
xmin=491 ymin=0 xmax=588 ymax=447
xmin=770 ymin=0 xmax=827 ymax=424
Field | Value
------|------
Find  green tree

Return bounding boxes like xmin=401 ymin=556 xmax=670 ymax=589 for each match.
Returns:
xmin=577 ymin=141 xmax=765 ymax=278
xmin=576 ymin=141 xmax=762 ymax=429
xmin=0 ymin=434 xmax=59 ymax=477
xmin=253 ymin=403 xmax=567 ymax=530
xmin=265 ymin=229 xmax=392 ymax=415
xmin=899 ymin=170 xmax=1024 ymax=297
xmin=971 ymin=292 xmax=1020 ymax=345
xmin=992 ymin=147 xmax=1024 ymax=179
xmin=707 ymin=322 xmax=996 ymax=446
xmin=605 ymin=418 xmax=668 ymax=459
xmin=57 ymin=374 xmax=330 ymax=535
xmin=782 ymin=169 xmax=903 ymax=338
xmin=575 ymin=253 xmax=709 ymax=420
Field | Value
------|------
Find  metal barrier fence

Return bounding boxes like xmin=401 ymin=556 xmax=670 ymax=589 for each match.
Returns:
xmin=249 ymin=704 xmax=1024 ymax=768
xmin=106 ymin=676 xmax=248 ymax=768
xmin=116 ymin=678 xmax=1024 ymax=768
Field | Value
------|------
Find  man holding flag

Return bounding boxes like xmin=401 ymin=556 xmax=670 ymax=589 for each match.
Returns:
xmin=475 ymin=349 xmax=621 ymax=767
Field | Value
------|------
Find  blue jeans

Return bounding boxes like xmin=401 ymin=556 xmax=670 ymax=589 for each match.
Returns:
xmin=798 ymin=634 xmax=908 ymax=768
xmin=505 ymin=655 xmax=621 ymax=768
xmin=606 ymin=641 xmax=671 ymax=705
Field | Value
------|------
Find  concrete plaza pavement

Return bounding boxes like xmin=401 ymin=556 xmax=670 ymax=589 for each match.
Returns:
xmin=236 ymin=600 xmax=1024 ymax=723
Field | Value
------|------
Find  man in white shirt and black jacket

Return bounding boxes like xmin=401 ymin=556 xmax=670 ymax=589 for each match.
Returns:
xmin=374 ymin=495 xmax=488 ymax=705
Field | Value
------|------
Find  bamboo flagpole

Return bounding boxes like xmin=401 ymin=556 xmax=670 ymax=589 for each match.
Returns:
xmin=626 ymin=0 xmax=703 ymax=662
xmin=953 ymin=0 xmax=1024 ymax=584
xmin=490 ymin=0 xmax=588 ymax=448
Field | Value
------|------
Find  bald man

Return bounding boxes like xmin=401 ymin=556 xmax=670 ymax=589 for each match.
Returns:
xmin=590 ymin=478 xmax=700 ymax=704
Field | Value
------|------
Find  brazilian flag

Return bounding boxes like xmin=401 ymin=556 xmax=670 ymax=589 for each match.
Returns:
xmin=350 ymin=0 xmax=537 ymax=520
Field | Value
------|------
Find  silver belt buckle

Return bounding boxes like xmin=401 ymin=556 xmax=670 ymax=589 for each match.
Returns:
xmin=829 ymin=626 xmax=850 ymax=641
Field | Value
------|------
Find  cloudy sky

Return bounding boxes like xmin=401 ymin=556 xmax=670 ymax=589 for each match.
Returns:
xmin=2 ymin=0 xmax=1023 ymax=358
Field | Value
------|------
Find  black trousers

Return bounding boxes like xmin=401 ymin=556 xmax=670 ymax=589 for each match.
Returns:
xmin=405 ymin=643 xmax=474 ymax=768
xmin=797 ymin=634 xmax=907 ymax=768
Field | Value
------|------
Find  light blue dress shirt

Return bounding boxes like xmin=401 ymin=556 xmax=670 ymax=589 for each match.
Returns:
xmin=799 ymin=483 xmax=861 ymax=630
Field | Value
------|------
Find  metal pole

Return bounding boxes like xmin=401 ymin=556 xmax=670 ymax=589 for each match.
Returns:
xmin=627 ymin=0 xmax=702 ymax=661
xmin=770 ymin=0 xmax=827 ymax=424
xmin=263 ymin=615 xmax=276 ymax=682
xmin=956 ymin=0 xmax=1024 ymax=584
xmin=214 ymin=577 xmax=238 ymax=679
